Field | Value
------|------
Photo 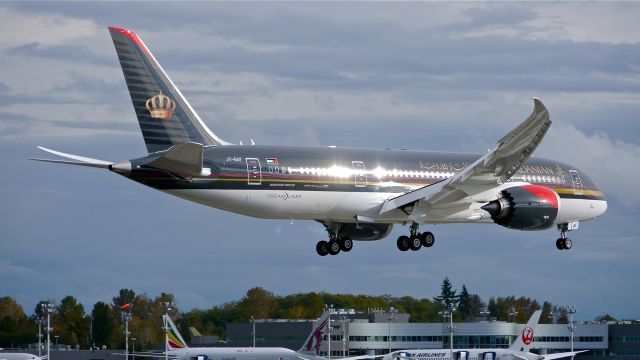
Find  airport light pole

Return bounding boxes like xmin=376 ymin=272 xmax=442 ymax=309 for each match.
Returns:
xmin=567 ymin=306 xmax=577 ymax=359
xmin=439 ymin=305 xmax=455 ymax=360
xmin=250 ymin=316 xmax=256 ymax=348
xmin=548 ymin=310 xmax=559 ymax=324
xmin=37 ymin=314 xmax=43 ymax=358
xmin=387 ymin=308 xmax=397 ymax=354
xmin=508 ymin=307 xmax=518 ymax=323
xmin=341 ymin=315 xmax=347 ymax=358
xmin=42 ymin=302 xmax=55 ymax=360
xmin=54 ymin=336 xmax=59 ymax=350
xmin=121 ymin=311 xmax=131 ymax=360
xmin=479 ymin=307 xmax=490 ymax=322
xmin=131 ymin=337 xmax=136 ymax=360
xmin=325 ymin=304 xmax=333 ymax=360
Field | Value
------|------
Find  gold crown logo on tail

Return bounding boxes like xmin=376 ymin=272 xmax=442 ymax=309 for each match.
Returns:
xmin=146 ymin=91 xmax=176 ymax=119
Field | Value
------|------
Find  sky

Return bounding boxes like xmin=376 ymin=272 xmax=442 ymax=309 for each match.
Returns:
xmin=1 ymin=2 xmax=639 ymax=321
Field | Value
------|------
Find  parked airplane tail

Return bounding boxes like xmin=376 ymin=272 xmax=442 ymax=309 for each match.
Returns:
xmin=163 ymin=314 xmax=190 ymax=350
xmin=298 ymin=311 xmax=331 ymax=356
xmin=108 ymin=26 xmax=230 ymax=153
xmin=509 ymin=310 xmax=542 ymax=353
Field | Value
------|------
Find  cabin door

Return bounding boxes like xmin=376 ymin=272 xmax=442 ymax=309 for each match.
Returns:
xmin=246 ymin=158 xmax=262 ymax=185
xmin=352 ymin=161 xmax=367 ymax=188
xmin=569 ymin=169 xmax=583 ymax=195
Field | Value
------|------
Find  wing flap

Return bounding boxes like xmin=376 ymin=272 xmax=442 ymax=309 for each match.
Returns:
xmin=542 ymin=350 xmax=588 ymax=360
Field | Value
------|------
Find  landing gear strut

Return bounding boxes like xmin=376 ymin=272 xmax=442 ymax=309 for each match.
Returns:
xmin=316 ymin=223 xmax=353 ymax=256
xmin=555 ymin=223 xmax=574 ymax=250
xmin=396 ymin=222 xmax=435 ymax=252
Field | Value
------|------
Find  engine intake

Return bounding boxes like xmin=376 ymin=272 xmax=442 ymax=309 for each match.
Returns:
xmin=482 ymin=185 xmax=559 ymax=231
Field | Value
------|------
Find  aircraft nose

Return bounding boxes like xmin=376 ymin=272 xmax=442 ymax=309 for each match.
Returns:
xmin=594 ymin=199 xmax=608 ymax=218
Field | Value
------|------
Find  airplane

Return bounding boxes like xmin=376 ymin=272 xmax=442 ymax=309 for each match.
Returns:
xmin=384 ymin=310 xmax=587 ymax=360
xmin=0 ymin=354 xmax=42 ymax=360
xmin=32 ymin=26 xmax=608 ymax=256
xmin=145 ymin=311 xmax=363 ymax=360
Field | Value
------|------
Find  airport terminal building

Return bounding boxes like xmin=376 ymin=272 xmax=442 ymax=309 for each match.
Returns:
xmin=222 ymin=309 xmax=639 ymax=359
xmin=13 ymin=309 xmax=639 ymax=360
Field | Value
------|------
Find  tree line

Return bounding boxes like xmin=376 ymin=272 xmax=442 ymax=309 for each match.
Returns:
xmin=0 ymin=278 xmax=616 ymax=350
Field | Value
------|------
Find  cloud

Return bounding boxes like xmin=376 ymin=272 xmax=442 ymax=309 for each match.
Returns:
xmin=0 ymin=4 xmax=98 ymax=49
xmin=529 ymin=3 xmax=640 ymax=44
xmin=540 ymin=122 xmax=640 ymax=207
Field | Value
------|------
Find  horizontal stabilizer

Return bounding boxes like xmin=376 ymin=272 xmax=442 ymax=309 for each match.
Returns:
xmin=31 ymin=146 xmax=112 ymax=169
xmin=30 ymin=158 xmax=110 ymax=169
xmin=143 ymin=142 xmax=204 ymax=176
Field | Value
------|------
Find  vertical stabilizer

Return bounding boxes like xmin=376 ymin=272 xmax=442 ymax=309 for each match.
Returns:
xmin=298 ymin=311 xmax=331 ymax=357
xmin=163 ymin=315 xmax=189 ymax=350
xmin=510 ymin=310 xmax=542 ymax=353
xmin=108 ymin=26 xmax=230 ymax=153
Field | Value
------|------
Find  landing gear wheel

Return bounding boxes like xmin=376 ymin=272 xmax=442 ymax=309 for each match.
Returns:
xmin=556 ymin=238 xmax=564 ymax=250
xmin=409 ymin=236 xmax=422 ymax=251
xmin=397 ymin=236 xmax=410 ymax=251
xmin=328 ymin=240 xmax=341 ymax=255
xmin=421 ymin=232 xmax=435 ymax=247
xmin=563 ymin=238 xmax=572 ymax=250
xmin=339 ymin=237 xmax=353 ymax=252
xmin=316 ymin=241 xmax=329 ymax=256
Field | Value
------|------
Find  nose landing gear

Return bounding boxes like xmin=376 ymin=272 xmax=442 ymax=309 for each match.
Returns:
xmin=556 ymin=222 xmax=578 ymax=250
xmin=396 ymin=222 xmax=435 ymax=252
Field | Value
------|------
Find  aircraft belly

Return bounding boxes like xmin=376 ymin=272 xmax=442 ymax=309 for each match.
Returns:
xmin=164 ymin=189 xmax=396 ymax=221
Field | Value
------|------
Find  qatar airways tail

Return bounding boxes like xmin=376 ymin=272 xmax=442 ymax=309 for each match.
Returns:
xmin=384 ymin=310 xmax=587 ymax=360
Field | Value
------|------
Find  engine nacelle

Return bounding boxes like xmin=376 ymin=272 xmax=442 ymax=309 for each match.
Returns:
xmin=341 ymin=223 xmax=394 ymax=241
xmin=482 ymin=185 xmax=559 ymax=231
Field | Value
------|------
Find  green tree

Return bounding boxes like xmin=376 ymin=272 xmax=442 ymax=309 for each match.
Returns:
xmin=113 ymin=289 xmax=136 ymax=310
xmin=91 ymin=301 xmax=115 ymax=349
xmin=457 ymin=285 xmax=471 ymax=320
xmin=237 ymin=287 xmax=278 ymax=320
xmin=595 ymin=313 xmax=616 ymax=322
xmin=0 ymin=297 xmax=34 ymax=348
xmin=57 ymin=296 xmax=89 ymax=348
xmin=434 ymin=277 xmax=459 ymax=310
xmin=0 ymin=297 xmax=26 ymax=321
xmin=540 ymin=301 xmax=554 ymax=324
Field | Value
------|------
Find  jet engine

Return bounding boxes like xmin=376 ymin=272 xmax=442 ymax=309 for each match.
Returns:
xmin=481 ymin=184 xmax=559 ymax=230
xmin=341 ymin=223 xmax=394 ymax=241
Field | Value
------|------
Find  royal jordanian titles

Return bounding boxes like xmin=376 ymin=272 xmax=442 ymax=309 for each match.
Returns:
xmin=33 ymin=26 xmax=607 ymax=256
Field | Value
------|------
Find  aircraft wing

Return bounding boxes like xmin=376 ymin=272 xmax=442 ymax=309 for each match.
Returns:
xmin=542 ymin=350 xmax=588 ymax=360
xmin=111 ymin=353 xmax=176 ymax=359
xmin=379 ymin=98 xmax=551 ymax=215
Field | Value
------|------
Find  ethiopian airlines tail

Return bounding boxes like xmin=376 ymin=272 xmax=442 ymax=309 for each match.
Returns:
xmin=297 ymin=311 xmax=331 ymax=357
xmin=108 ymin=26 xmax=230 ymax=153
xmin=163 ymin=314 xmax=189 ymax=350
xmin=509 ymin=310 xmax=541 ymax=353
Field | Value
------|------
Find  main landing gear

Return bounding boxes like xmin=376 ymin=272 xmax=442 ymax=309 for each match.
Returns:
xmin=396 ymin=222 xmax=435 ymax=252
xmin=316 ymin=224 xmax=353 ymax=256
xmin=555 ymin=223 xmax=577 ymax=250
